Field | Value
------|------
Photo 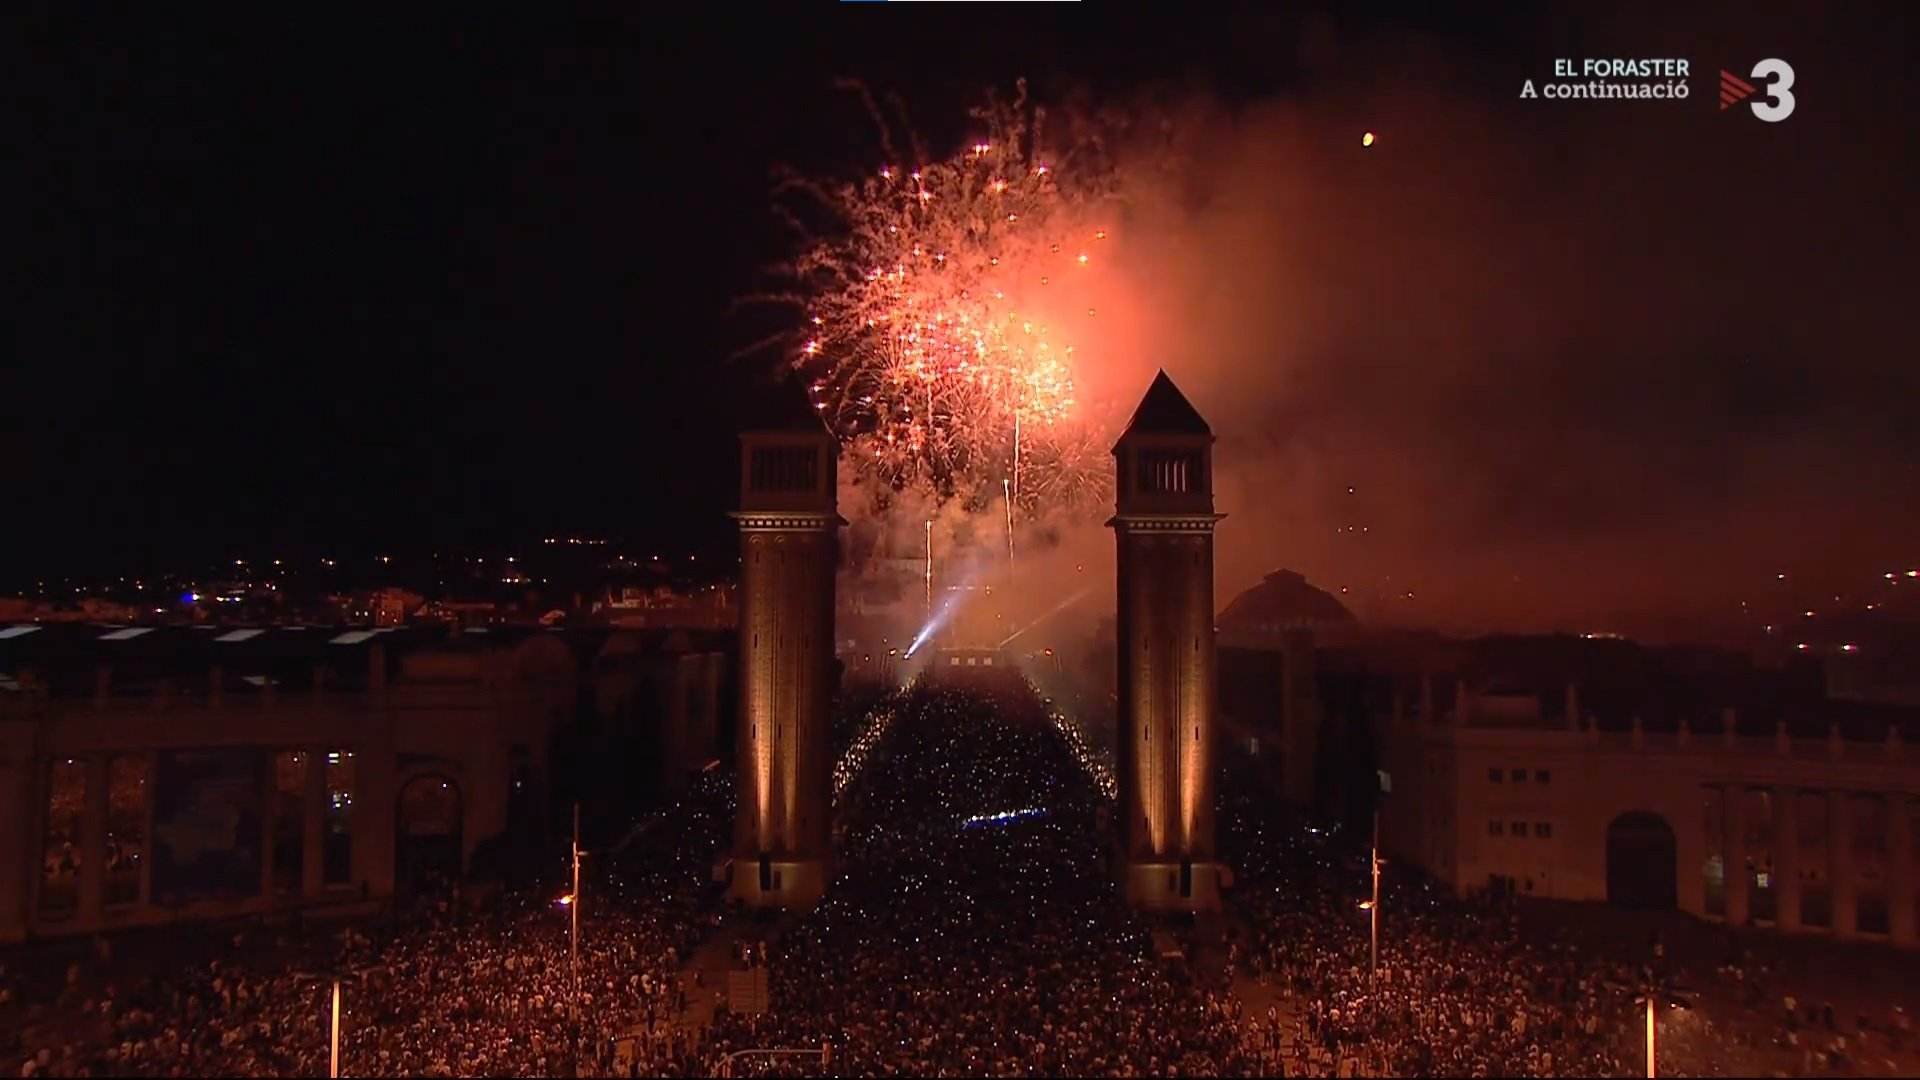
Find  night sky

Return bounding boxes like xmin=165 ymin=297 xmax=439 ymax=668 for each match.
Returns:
xmin=11 ymin=6 xmax=1917 ymax=631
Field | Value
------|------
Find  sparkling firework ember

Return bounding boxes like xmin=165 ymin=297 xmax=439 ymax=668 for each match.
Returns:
xmin=754 ymin=81 xmax=1119 ymax=523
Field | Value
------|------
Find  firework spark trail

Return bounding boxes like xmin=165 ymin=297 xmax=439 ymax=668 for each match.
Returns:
xmin=751 ymin=80 xmax=1120 ymax=527
xmin=1003 ymin=477 xmax=1016 ymax=583
xmin=997 ymin=587 xmax=1092 ymax=648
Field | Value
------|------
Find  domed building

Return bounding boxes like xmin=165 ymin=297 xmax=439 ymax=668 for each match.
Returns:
xmin=1217 ymin=569 xmax=1356 ymax=648
xmin=1214 ymin=569 xmax=1360 ymax=809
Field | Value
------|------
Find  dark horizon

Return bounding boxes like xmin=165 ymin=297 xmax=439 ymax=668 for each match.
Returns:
xmin=11 ymin=5 xmax=1917 ymax=635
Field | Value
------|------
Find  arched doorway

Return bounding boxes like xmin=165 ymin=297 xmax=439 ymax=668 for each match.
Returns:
xmin=1606 ymin=811 xmax=1677 ymax=909
xmin=396 ymin=775 xmax=463 ymax=898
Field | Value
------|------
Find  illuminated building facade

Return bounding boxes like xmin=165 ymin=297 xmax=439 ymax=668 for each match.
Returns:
xmin=1376 ymin=681 xmax=1919 ymax=946
xmin=0 ymin=624 xmax=726 ymax=944
xmin=0 ymin=626 xmax=613 ymax=943
xmin=1232 ymin=622 xmax=1920 ymax=949
xmin=1111 ymin=371 xmax=1230 ymax=910
xmin=728 ymin=398 xmax=843 ymax=909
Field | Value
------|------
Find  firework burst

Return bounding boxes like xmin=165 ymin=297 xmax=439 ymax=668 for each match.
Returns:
xmin=750 ymin=80 xmax=1119 ymax=523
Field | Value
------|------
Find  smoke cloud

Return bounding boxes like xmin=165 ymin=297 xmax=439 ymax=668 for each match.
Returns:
xmin=834 ymin=19 xmax=1919 ymax=646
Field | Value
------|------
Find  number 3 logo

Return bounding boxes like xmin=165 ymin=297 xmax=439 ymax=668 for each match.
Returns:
xmin=1750 ymin=58 xmax=1795 ymax=122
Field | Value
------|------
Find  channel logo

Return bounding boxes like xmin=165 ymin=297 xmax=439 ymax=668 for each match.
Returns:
xmin=1723 ymin=59 xmax=1796 ymax=122
xmin=1718 ymin=69 xmax=1756 ymax=111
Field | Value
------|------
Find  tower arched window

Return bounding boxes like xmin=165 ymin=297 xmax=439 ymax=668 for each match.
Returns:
xmin=749 ymin=446 xmax=819 ymax=493
xmin=1136 ymin=450 xmax=1203 ymax=494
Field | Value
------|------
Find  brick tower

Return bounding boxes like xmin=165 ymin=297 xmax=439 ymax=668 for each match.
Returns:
xmin=1110 ymin=371 xmax=1229 ymax=910
xmin=728 ymin=382 xmax=843 ymax=909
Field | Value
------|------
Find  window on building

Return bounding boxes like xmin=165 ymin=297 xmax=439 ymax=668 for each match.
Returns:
xmin=1488 ymin=820 xmax=1503 ymax=837
xmin=272 ymin=751 xmax=306 ymax=896
xmin=1137 ymin=450 xmax=1203 ymax=495
xmin=40 ymin=758 xmax=87 ymax=919
xmin=1703 ymin=784 xmax=1727 ymax=918
xmin=1536 ymin=769 xmax=1551 ymax=784
xmin=1511 ymin=820 xmax=1527 ymax=839
xmin=1489 ymin=768 xmax=1503 ymax=783
xmin=1512 ymin=768 xmax=1527 ymax=783
xmin=1534 ymin=822 xmax=1552 ymax=839
xmin=1853 ymin=794 xmax=1887 ymax=856
xmin=105 ymin=755 xmax=148 ymax=907
xmin=748 ymin=445 xmax=818 ymax=494
xmin=323 ymin=750 xmax=355 ymax=887
xmin=1859 ymin=891 xmax=1891 ymax=936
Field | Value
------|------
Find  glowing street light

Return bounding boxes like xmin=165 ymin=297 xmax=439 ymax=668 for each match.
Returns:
xmin=569 ymin=802 xmax=584 ymax=1026
xmin=330 ymin=979 xmax=341 ymax=1080
xmin=1624 ymin=976 xmax=1693 ymax=1080
xmin=1367 ymin=810 xmax=1382 ymax=975
xmin=1646 ymin=995 xmax=1656 ymax=1079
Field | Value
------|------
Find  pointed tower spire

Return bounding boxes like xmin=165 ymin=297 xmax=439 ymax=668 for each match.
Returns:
xmin=1113 ymin=370 xmax=1216 ymax=520
xmin=1110 ymin=371 xmax=1227 ymax=912
xmin=1120 ymin=370 xmax=1212 ymax=439
xmin=728 ymin=371 xmax=843 ymax=910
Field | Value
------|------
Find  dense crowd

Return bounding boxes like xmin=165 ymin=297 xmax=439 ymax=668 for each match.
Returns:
xmin=3 ymin=768 xmax=732 ymax=1079
xmin=11 ymin=669 xmax=1920 ymax=1077
xmin=1215 ymin=749 xmax=1920 ymax=1078
xmin=703 ymin=671 xmax=1252 ymax=1077
xmin=1220 ymin=769 xmax=1644 ymax=1078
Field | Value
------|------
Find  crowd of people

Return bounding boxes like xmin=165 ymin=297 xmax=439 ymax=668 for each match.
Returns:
xmin=9 ymin=668 xmax=1920 ymax=1077
xmin=1215 ymin=749 xmax=1920 ymax=1078
xmin=3 ymin=767 xmax=733 ymax=1079
xmin=702 ymin=671 xmax=1253 ymax=1077
xmin=1220 ymin=761 xmax=1645 ymax=1077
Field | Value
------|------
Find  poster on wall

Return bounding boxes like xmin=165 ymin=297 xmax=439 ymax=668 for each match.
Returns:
xmin=153 ymin=749 xmax=265 ymax=904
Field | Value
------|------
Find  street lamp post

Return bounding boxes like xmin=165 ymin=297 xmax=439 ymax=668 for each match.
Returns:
xmin=330 ymin=979 xmax=341 ymax=1080
xmin=1371 ymin=810 xmax=1381 ymax=974
xmin=1645 ymin=994 xmax=1657 ymax=1079
xmin=1625 ymin=976 xmax=1691 ymax=1080
xmin=308 ymin=964 xmax=380 ymax=1079
xmin=1356 ymin=809 xmax=1382 ymax=975
xmin=571 ymin=801 xmax=582 ymax=1021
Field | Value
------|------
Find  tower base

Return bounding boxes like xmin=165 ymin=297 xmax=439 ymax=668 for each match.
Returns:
xmin=1124 ymin=859 xmax=1232 ymax=912
xmin=726 ymin=855 xmax=827 ymax=910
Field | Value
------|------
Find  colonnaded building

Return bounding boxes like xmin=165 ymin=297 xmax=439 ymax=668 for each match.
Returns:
xmin=1217 ymin=571 xmax=1920 ymax=948
xmin=0 ymin=623 xmax=728 ymax=943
